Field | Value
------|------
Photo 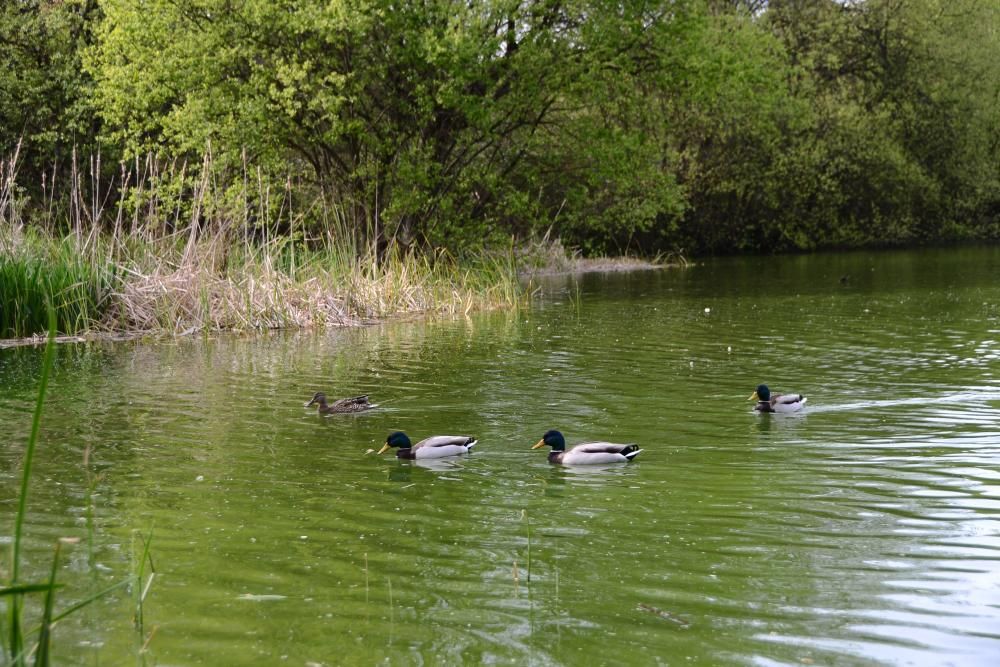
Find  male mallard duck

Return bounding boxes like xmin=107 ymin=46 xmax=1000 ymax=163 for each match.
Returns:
xmin=377 ymin=431 xmax=477 ymax=459
xmin=532 ymin=429 xmax=642 ymax=465
xmin=748 ymin=384 xmax=806 ymax=413
xmin=304 ymin=392 xmax=375 ymax=414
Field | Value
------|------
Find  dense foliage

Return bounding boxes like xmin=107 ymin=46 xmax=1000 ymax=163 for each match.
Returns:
xmin=0 ymin=1 xmax=98 ymax=180
xmin=3 ymin=0 xmax=998 ymax=255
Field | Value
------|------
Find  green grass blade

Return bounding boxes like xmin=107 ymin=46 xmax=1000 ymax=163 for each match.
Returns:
xmin=48 ymin=579 xmax=131 ymax=626
xmin=33 ymin=542 xmax=63 ymax=667
xmin=0 ymin=584 xmax=60 ymax=598
xmin=132 ymin=527 xmax=155 ymax=634
xmin=11 ymin=305 xmax=56 ymax=580
xmin=7 ymin=305 xmax=56 ymax=665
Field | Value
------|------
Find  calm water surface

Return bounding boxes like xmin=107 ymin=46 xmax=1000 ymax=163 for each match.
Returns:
xmin=2 ymin=248 xmax=1000 ymax=665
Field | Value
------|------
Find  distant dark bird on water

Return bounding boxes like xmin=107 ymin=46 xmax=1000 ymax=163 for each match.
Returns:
xmin=839 ymin=275 xmax=850 ymax=285
xmin=304 ymin=392 xmax=375 ymax=414
xmin=748 ymin=384 xmax=806 ymax=413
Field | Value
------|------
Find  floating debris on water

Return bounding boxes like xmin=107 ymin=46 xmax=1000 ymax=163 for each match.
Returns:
xmin=236 ymin=594 xmax=288 ymax=601
xmin=637 ymin=602 xmax=690 ymax=628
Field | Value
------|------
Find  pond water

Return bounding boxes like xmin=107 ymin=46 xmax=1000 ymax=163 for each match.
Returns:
xmin=2 ymin=247 xmax=1000 ymax=665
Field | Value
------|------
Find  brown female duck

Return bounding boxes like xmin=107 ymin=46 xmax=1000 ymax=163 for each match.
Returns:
xmin=304 ymin=392 xmax=375 ymax=414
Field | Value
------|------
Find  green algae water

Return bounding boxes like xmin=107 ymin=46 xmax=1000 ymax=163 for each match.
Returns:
xmin=2 ymin=247 xmax=1000 ymax=665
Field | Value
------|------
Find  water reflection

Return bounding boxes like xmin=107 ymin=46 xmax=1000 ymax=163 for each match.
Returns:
xmin=550 ymin=462 xmax=636 ymax=479
xmin=410 ymin=457 xmax=470 ymax=473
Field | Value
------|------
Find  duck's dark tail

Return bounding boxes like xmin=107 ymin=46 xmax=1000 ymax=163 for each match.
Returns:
xmin=621 ymin=445 xmax=642 ymax=461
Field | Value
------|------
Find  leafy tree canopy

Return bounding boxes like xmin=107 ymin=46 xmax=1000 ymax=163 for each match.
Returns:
xmin=1 ymin=0 xmax=996 ymax=255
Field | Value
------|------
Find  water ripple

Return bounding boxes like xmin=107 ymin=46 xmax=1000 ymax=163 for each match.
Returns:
xmin=4 ymin=249 xmax=1000 ymax=664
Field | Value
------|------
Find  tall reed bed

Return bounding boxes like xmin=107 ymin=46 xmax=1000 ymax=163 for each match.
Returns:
xmin=0 ymin=148 xmax=524 ymax=339
xmin=0 ymin=234 xmax=116 ymax=338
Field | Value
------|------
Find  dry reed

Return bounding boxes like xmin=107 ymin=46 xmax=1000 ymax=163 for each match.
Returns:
xmin=1 ymin=148 xmax=524 ymax=338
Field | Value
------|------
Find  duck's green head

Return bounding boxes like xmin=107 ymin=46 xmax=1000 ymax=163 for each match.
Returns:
xmin=304 ymin=391 xmax=326 ymax=407
xmin=748 ymin=384 xmax=770 ymax=402
xmin=532 ymin=429 xmax=566 ymax=452
xmin=378 ymin=431 xmax=411 ymax=455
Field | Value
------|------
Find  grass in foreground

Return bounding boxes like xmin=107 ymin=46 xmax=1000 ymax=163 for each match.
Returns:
xmin=1 ymin=310 xmax=150 ymax=665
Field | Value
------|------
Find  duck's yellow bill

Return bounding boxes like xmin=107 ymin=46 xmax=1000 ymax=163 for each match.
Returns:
xmin=532 ymin=439 xmax=546 ymax=449
xmin=748 ymin=391 xmax=759 ymax=401
xmin=377 ymin=443 xmax=391 ymax=455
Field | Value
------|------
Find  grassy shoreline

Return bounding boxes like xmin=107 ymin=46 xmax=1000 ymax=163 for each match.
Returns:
xmin=0 ymin=223 xmax=526 ymax=342
xmin=0 ymin=146 xmax=683 ymax=345
xmin=0 ymin=229 xmax=675 ymax=347
xmin=1 ymin=147 xmax=532 ymax=342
